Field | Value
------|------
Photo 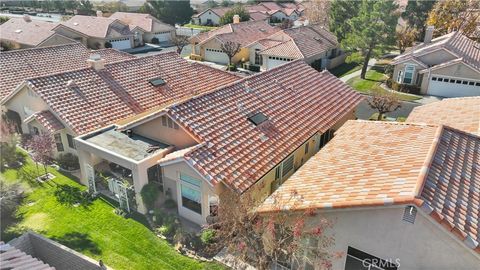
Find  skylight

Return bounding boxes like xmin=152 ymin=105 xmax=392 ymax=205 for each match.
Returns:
xmin=248 ymin=112 xmax=268 ymax=126
xmin=149 ymin=78 xmax=166 ymax=86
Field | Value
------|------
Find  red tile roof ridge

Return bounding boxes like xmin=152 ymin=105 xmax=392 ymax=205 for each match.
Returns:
xmin=353 ymin=119 xmax=439 ymax=128
xmin=0 ymin=42 xmax=83 ymax=54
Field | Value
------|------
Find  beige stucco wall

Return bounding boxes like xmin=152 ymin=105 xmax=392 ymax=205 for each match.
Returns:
xmin=132 ymin=115 xmax=197 ymax=148
xmin=199 ymin=38 xmax=250 ymax=64
xmin=53 ymin=27 xmax=88 ymax=46
xmin=38 ymin=34 xmax=76 ymax=47
xmin=305 ymin=206 xmax=480 ymax=269
xmin=54 ymin=25 xmax=133 ymax=49
xmin=417 ymin=49 xmax=457 ymax=66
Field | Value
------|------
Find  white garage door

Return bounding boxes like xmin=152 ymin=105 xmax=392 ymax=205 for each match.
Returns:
xmin=428 ymin=76 xmax=480 ymax=97
xmin=266 ymin=56 xmax=292 ymax=70
xmin=204 ymin=48 xmax=229 ymax=64
xmin=109 ymin=38 xmax=132 ymax=50
xmin=154 ymin=31 xmax=171 ymax=42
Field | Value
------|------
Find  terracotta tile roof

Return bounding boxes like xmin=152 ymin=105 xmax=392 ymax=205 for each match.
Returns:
xmin=21 ymin=52 xmax=239 ymax=135
xmin=167 ymin=61 xmax=363 ymax=192
xmin=260 ymin=39 xmax=303 ymax=58
xmin=258 ymin=120 xmax=480 ymax=254
xmin=109 ymin=12 xmax=174 ymax=32
xmin=259 ymin=2 xmax=284 ymax=11
xmin=393 ymin=31 xmax=480 ymax=70
xmin=0 ymin=17 xmax=65 ymax=46
xmin=24 ymin=111 xmax=65 ymax=133
xmin=249 ymin=11 xmax=270 ymax=21
xmin=58 ymin=15 xmax=133 ymax=38
xmin=193 ymin=20 xmax=280 ymax=47
xmin=0 ymin=242 xmax=54 ymax=270
xmin=256 ymin=38 xmax=282 ymax=48
xmin=193 ymin=7 xmax=231 ymax=18
xmin=0 ymin=43 xmax=134 ymax=100
xmin=406 ymin=97 xmax=480 ymax=135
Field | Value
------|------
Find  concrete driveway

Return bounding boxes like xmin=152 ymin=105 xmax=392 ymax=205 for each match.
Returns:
xmin=356 ymin=97 xmax=422 ymax=120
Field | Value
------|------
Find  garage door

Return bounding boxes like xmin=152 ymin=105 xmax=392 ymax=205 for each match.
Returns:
xmin=109 ymin=38 xmax=132 ymax=50
xmin=204 ymin=48 xmax=229 ymax=64
xmin=154 ymin=31 xmax=172 ymax=42
xmin=266 ymin=56 xmax=292 ymax=70
xmin=428 ymin=76 xmax=480 ymax=97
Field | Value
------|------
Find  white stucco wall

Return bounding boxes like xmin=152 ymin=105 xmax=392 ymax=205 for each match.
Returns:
xmin=197 ymin=10 xmax=221 ymax=26
xmin=308 ymin=206 xmax=480 ymax=269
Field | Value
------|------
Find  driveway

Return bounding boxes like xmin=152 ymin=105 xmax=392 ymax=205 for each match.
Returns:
xmin=356 ymin=97 xmax=422 ymax=120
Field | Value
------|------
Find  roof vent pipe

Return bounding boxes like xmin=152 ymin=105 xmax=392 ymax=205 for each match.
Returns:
xmin=424 ymin=25 xmax=434 ymax=44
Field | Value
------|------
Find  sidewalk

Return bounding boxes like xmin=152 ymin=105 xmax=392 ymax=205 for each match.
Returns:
xmin=340 ymin=58 xmax=377 ymax=82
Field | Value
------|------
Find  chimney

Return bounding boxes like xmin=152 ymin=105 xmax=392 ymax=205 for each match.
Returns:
xmin=96 ymin=10 xmax=103 ymax=17
xmin=424 ymin=25 xmax=434 ymax=44
xmin=87 ymin=54 xmax=106 ymax=71
xmin=233 ymin=14 xmax=240 ymax=24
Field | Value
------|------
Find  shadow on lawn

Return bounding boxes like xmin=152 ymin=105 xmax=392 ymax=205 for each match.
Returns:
xmin=52 ymin=232 xmax=101 ymax=255
xmin=54 ymin=184 xmax=93 ymax=208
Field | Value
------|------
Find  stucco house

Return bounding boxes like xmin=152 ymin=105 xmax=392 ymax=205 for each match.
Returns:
xmin=0 ymin=17 xmax=76 ymax=50
xmin=74 ymin=60 xmax=363 ymax=224
xmin=392 ymin=27 xmax=480 ymax=97
xmin=109 ymin=12 xmax=175 ymax=45
xmin=190 ymin=20 xmax=280 ymax=64
xmin=247 ymin=24 xmax=345 ymax=70
xmin=53 ymin=15 xmax=135 ymax=50
xmin=0 ymin=51 xmax=238 ymax=159
xmin=191 ymin=7 xmax=230 ymax=26
xmin=259 ymin=120 xmax=480 ymax=270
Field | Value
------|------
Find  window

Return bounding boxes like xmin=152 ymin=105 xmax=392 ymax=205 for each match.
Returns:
xmin=304 ymin=142 xmax=309 ymax=154
xmin=402 ymin=65 xmax=415 ymax=84
xmin=67 ymin=134 xmax=76 ymax=149
xmin=180 ymin=173 xmax=202 ymax=215
xmin=345 ymin=246 xmax=398 ymax=270
xmin=282 ymin=155 xmax=294 ymax=177
xmin=255 ymin=48 xmax=262 ymax=65
xmin=275 ymin=166 xmax=281 ymax=181
xmin=161 ymin=115 xmax=179 ymax=129
xmin=319 ymin=129 xmax=334 ymax=149
xmin=402 ymin=205 xmax=417 ymax=224
xmin=161 ymin=115 xmax=168 ymax=126
xmin=54 ymin=133 xmax=64 ymax=152
xmin=147 ymin=165 xmax=163 ymax=190
xmin=396 ymin=70 xmax=403 ymax=83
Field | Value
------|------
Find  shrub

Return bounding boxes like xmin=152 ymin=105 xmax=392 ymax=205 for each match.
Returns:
xmin=388 ymin=79 xmax=421 ymax=94
xmin=56 ymin=153 xmax=80 ymax=171
xmin=114 ymin=207 xmax=127 ymax=217
xmin=226 ymin=64 xmax=237 ymax=71
xmin=140 ymin=183 xmax=159 ymax=210
xmin=104 ymin=41 xmax=112 ymax=48
xmin=200 ymin=229 xmax=216 ymax=245
xmin=248 ymin=65 xmax=260 ymax=72
xmin=310 ymin=59 xmax=322 ymax=71
xmin=157 ymin=223 xmax=175 ymax=237
xmin=164 ymin=198 xmax=177 ymax=209
xmin=151 ymin=37 xmax=160 ymax=44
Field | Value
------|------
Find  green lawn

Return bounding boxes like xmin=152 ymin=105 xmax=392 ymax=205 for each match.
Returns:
xmin=346 ymin=69 xmax=421 ymax=102
xmin=1 ymin=151 xmax=224 ymax=270
xmin=329 ymin=62 xmax=362 ymax=78
xmin=182 ymin=24 xmax=218 ymax=31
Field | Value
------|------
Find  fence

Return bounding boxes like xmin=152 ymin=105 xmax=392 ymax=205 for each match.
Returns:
xmin=176 ymin=27 xmax=202 ymax=37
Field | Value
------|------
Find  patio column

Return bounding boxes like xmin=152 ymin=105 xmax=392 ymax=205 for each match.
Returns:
xmin=77 ymin=149 xmax=94 ymax=187
xmin=132 ymin=164 xmax=148 ymax=214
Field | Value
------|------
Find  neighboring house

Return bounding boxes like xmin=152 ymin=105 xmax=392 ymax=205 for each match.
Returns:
xmin=0 ymin=17 xmax=76 ymax=50
xmin=109 ymin=12 xmax=175 ymax=46
xmin=2 ymin=231 xmax=104 ymax=270
xmin=1 ymin=52 xmax=238 ymax=159
xmin=392 ymin=27 xmax=480 ymax=97
xmin=259 ymin=120 xmax=480 ymax=270
xmin=247 ymin=24 xmax=345 ymax=70
xmin=406 ymin=97 xmax=480 ymax=135
xmin=0 ymin=43 xmax=134 ymax=147
xmin=53 ymin=15 xmax=135 ymax=50
xmin=191 ymin=7 xmax=230 ymax=26
xmin=75 ymin=60 xmax=363 ymax=224
xmin=190 ymin=20 xmax=280 ymax=64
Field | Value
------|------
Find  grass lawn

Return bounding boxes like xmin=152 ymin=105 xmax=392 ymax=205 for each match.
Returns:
xmin=1 ymin=150 xmax=224 ymax=270
xmin=346 ymin=69 xmax=421 ymax=102
xmin=329 ymin=62 xmax=362 ymax=78
xmin=182 ymin=24 xmax=218 ymax=31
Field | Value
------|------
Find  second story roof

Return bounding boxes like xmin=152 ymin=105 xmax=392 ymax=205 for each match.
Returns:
xmin=5 ymin=52 xmax=239 ymax=135
xmin=0 ymin=43 xmax=134 ymax=100
xmin=57 ymin=15 xmax=133 ymax=38
xmin=0 ymin=17 xmax=65 ymax=47
xmin=406 ymin=97 xmax=480 ymax=135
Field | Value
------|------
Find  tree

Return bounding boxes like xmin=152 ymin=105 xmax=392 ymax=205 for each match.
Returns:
xmin=0 ymin=119 xmax=19 ymax=170
xmin=220 ymin=0 xmax=233 ymax=7
xmin=329 ymin=0 xmax=361 ymax=42
xmin=220 ymin=41 xmax=241 ymax=69
xmin=206 ymin=0 xmax=218 ymax=8
xmin=140 ymin=0 xmax=194 ymax=25
xmin=28 ymin=132 xmax=54 ymax=179
xmin=102 ymin=1 xmax=128 ymax=13
xmin=0 ymin=16 xmax=9 ymax=25
xmin=206 ymin=189 xmax=335 ymax=270
xmin=219 ymin=5 xmax=250 ymax=25
xmin=78 ymin=0 xmax=93 ymax=12
xmin=367 ymin=89 xmax=401 ymax=121
xmin=171 ymin=34 xmax=190 ymax=54
xmin=305 ymin=0 xmax=331 ymax=27
xmin=396 ymin=26 xmax=418 ymax=53
xmin=402 ymin=0 xmax=436 ymax=39
xmin=342 ymin=0 xmax=399 ymax=79
xmin=427 ymin=0 xmax=480 ymax=37
xmin=0 ymin=179 xmax=22 ymax=215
